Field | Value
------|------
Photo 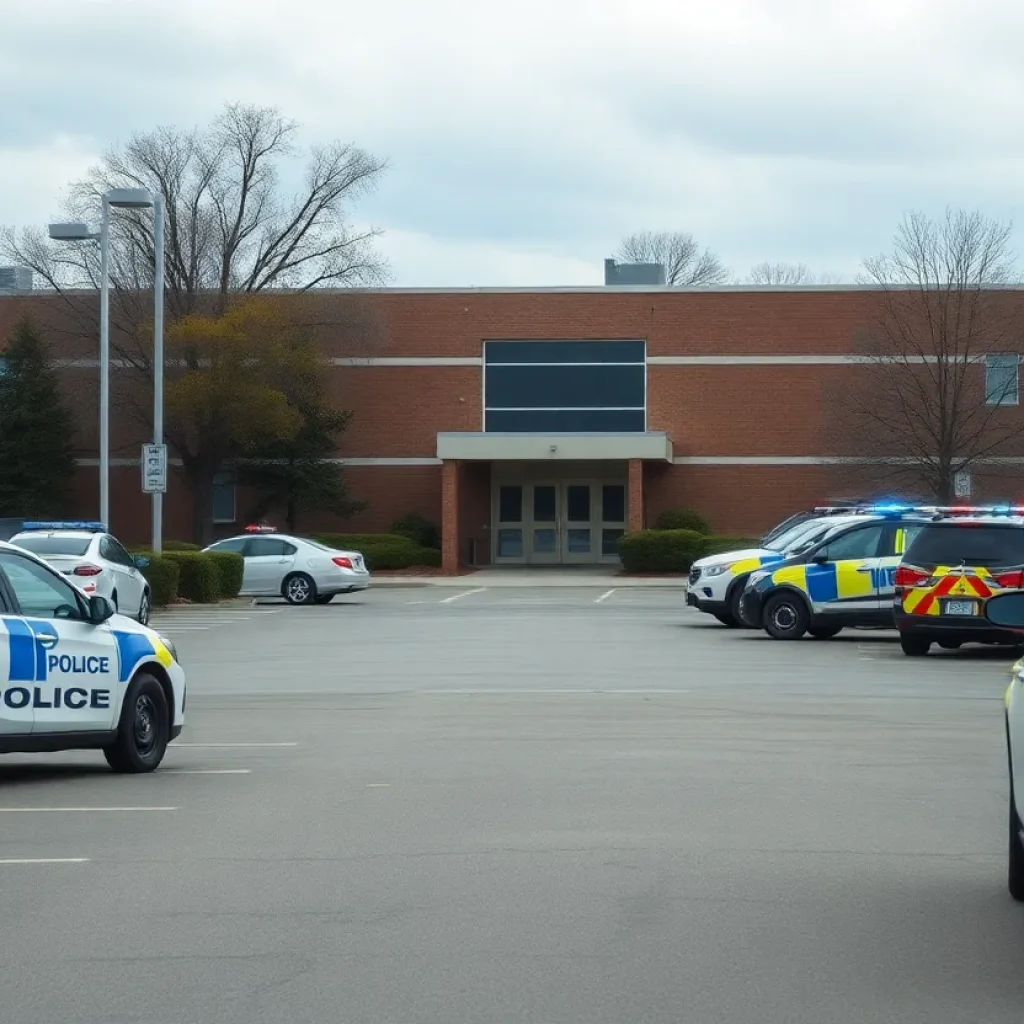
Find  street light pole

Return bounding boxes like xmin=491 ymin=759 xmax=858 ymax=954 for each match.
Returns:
xmin=98 ymin=196 xmax=111 ymax=528
xmin=151 ymin=194 xmax=165 ymax=554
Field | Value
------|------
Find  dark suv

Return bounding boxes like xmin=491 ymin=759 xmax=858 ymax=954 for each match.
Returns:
xmin=894 ymin=518 xmax=1024 ymax=655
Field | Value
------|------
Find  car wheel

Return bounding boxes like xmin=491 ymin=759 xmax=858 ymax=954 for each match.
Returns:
xmin=763 ymin=592 xmax=809 ymax=640
xmin=314 ymin=594 xmax=335 ymax=605
xmin=103 ymin=673 xmax=169 ymax=774
xmin=728 ymin=585 xmax=752 ymax=628
xmin=899 ymin=633 xmax=931 ymax=657
xmin=808 ymin=624 xmax=842 ymax=639
xmin=713 ymin=611 xmax=739 ymax=627
xmin=137 ymin=589 xmax=151 ymax=626
xmin=283 ymin=572 xmax=317 ymax=605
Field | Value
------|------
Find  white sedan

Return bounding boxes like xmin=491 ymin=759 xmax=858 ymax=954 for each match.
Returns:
xmin=10 ymin=521 xmax=152 ymax=624
xmin=203 ymin=528 xmax=370 ymax=605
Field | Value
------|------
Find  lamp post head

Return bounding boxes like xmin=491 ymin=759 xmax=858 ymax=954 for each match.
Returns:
xmin=48 ymin=222 xmax=98 ymax=241
xmin=105 ymin=188 xmax=154 ymax=209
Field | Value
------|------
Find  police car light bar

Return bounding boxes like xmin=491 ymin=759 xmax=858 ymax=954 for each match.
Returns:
xmin=20 ymin=520 xmax=106 ymax=532
xmin=244 ymin=524 xmax=278 ymax=533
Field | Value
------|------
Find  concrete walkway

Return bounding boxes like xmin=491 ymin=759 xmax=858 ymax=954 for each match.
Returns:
xmin=373 ymin=567 xmax=687 ymax=587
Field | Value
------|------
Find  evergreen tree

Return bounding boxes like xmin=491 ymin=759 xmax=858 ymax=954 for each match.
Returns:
xmin=0 ymin=318 xmax=77 ymax=516
xmin=239 ymin=401 xmax=365 ymax=532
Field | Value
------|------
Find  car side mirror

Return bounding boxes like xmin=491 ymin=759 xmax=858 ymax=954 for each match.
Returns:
xmin=811 ymin=552 xmax=829 ymax=565
xmin=134 ymin=555 xmax=150 ymax=568
xmin=88 ymin=594 xmax=115 ymax=625
xmin=984 ymin=592 xmax=1024 ymax=629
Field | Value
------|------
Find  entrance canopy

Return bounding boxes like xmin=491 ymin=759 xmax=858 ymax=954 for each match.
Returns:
xmin=436 ymin=431 xmax=673 ymax=462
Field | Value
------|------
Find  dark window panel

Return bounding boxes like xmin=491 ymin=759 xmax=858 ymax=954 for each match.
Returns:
xmin=602 ymin=485 xmax=626 ymax=523
xmin=485 ymin=364 xmax=645 ymax=410
xmin=485 ymin=340 xmax=645 ymax=364
xmin=485 ymin=409 xmax=646 ymax=432
xmin=532 ymin=485 xmax=557 ymax=522
xmin=498 ymin=485 xmax=523 ymax=523
xmin=566 ymin=485 xmax=591 ymax=522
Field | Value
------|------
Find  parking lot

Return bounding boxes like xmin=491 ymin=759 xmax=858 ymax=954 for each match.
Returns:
xmin=2 ymin=585 xmax=1023 ymax=1023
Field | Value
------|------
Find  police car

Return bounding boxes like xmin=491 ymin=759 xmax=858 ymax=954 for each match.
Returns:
xmin=739 ymin=505 xmax=932 ymax=640
xmin=894 ymin=509 xmax=1024 ymax=656
xmin=0 ymin=539 xmax=185 ymax=772
xmin=687 ymin=508 xmax=865 ymax=627
xmin=9 ymin=521 xmax=152 ymax=624
xmin=975 ymin=591 xmax=1024 ymax=900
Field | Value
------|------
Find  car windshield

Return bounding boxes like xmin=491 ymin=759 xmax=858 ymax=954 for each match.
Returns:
xmin=904 ymin=524 xmax=1024 ymax=567
xmin=11 ymin=535 xmax=92 ymax=556
xmin=299 ymin=538 xmax=336 ymax=552
xmin=766 ymin=519 xmax=828 ymax=552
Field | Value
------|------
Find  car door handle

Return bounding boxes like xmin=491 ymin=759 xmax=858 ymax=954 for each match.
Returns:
xmin=856 ymin=567 xmax=874 ymax=573
xmin=35 ymin=633 xmax=57 ymax=643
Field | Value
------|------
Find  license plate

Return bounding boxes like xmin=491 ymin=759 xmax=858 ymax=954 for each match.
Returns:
xmin=943 ymin=600 xmax=976 ymax=616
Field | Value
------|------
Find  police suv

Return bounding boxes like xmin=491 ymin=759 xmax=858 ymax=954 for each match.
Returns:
xmin=740 ymin=505 xmax=932 ymax=640
xmin=687 ymin=507 xmax=880 ymax=627
xmin=0 ymin=539 xmax=185 ymax=772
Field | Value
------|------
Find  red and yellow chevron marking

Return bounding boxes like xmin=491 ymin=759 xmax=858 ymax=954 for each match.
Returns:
xmin=903 ymin=565 xmax=994 ymax=617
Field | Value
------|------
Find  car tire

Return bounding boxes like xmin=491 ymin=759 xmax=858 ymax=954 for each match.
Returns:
xmin=899 ymin=633 xmax=931 ymax=657
xmin=1010 ymin=781 xmax=1024 ymax=902
xmin=713 ymin=611 xmax=739 ymax=627
xmin=808 ymin=624 xmax=842 ymax=639
xmin=103 ymin=673 xmax=170 ymax=774
xmin=314 ymin=594 xmax=335 ymax=605
xmin=728 ymin=585 xmax=752 ymax=628
xmin=137 ymin=589 xmax=151 ymax=626
xmin=283 ymin=572 xmax=317 ymax=605
xmin=763 ymin=592 xmax=809 ymax=640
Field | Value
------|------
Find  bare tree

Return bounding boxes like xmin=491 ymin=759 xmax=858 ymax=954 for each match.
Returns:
xmin=748 ymin=261 xmax=813 ymax=285
xmin=615 ymin=231 xmax=729 ymax=286
xmin=826 ymin=208 xmax=1024 ymax=502
xmin=747 ymin=262 xmax=843 ymax=285
xmin=1 ymin=102 xmax=388 ymax=372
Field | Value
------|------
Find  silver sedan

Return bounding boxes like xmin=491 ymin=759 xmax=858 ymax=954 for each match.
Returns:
xmin=203 ymin=531 xmax=370 ymax=605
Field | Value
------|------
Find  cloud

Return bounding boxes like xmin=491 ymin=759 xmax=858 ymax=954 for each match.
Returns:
xmin=1 ymin=0 xmax=1022 ymax=286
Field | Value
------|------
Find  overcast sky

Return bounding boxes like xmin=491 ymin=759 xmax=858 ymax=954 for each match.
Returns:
xmin=1 ymin=0 xmax=1022 ymax=287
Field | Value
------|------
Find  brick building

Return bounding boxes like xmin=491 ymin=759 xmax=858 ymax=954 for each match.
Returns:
xmin=1 ymin=285 xmax=1022 ymax=573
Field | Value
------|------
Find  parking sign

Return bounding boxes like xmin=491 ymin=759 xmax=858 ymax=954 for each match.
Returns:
xmin=142 ymin=444 xmax=167 ymax=493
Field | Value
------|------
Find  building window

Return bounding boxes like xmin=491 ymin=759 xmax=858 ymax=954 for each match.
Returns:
xmin=483 ymin=339 xmax=646 ymax=433
xmin=985 ymin=354 xmax=1019 ymax=406
xmin=211 ymin=471 xmax=236 ymax=523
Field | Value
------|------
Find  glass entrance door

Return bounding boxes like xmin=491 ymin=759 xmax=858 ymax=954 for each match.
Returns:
xmin=493 ymin=480 xmax=628 ymax=565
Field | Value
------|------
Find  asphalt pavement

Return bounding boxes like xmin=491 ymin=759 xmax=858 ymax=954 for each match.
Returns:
xmin=1 ymin=586 xmax=1022 ymax=1024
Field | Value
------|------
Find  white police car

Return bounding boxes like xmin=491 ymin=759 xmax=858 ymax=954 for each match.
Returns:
xmin=0 ymin=539 xmax=185 ymax=772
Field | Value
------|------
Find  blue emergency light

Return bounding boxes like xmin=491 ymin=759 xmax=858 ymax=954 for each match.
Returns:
xmin=20 ymin=520 xmax=106 ymax=532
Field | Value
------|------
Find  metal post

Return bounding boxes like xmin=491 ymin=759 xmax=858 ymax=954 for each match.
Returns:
xmin=98 ymin=198 xmax=110 ymax=528
xmin=152 ymin=195 xmax=165 ymax=554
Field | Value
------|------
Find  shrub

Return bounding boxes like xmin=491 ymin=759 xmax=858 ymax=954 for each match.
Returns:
xmin=310 ymin=532 xmax=410 ymax=550
xmin=701 ymin=535 xmax=764 ymax=557
xmin=389 ymin=511 xmax=440 ymax=550
xmin=159 ymin=551 xmax=220 ymax=603
xmin=203 ymin=550 xmax=244 ymax=598
xmin=310 ymin=532 xmax=441 ymax=570
xmin=617 ymin=529 xmax=707 ymax=573
xmin=163 ymin=540 xmax=201 ymax=551
xmin=653 ymin=508 xmax=712 ymax=534
xmin=132 ymin=552 xmax=180 ymax=607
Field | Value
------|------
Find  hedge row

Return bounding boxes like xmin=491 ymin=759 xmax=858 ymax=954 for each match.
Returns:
xmin=617 ymin=531 xmax=765 ymax=573
xmin=132 ymin=549 xmax=244 ymax=606
xmin=311 ymin=533 xmax=441 ymax=571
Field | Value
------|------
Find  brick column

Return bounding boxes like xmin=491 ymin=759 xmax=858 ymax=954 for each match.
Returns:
xmin=441 ymin=459 xmax=460 ymax=574
xmin=627 ymin=459 xmax=644 ymax=533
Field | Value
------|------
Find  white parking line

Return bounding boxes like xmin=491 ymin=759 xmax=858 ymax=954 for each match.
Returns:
xmin=175 ymin=742 xmax=297 ymax=748
xmin=595 ymin=589 xmax=616 ymax=603
xmin=0 ymin=806 xmax=178 ymax=813
xmin=440 ymin=588 xmax=486 ymax=604
xmin=0 ymin=858 xmax=90 ymax=865
xmin=423 ymin=688 xmax=692 ymax=695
